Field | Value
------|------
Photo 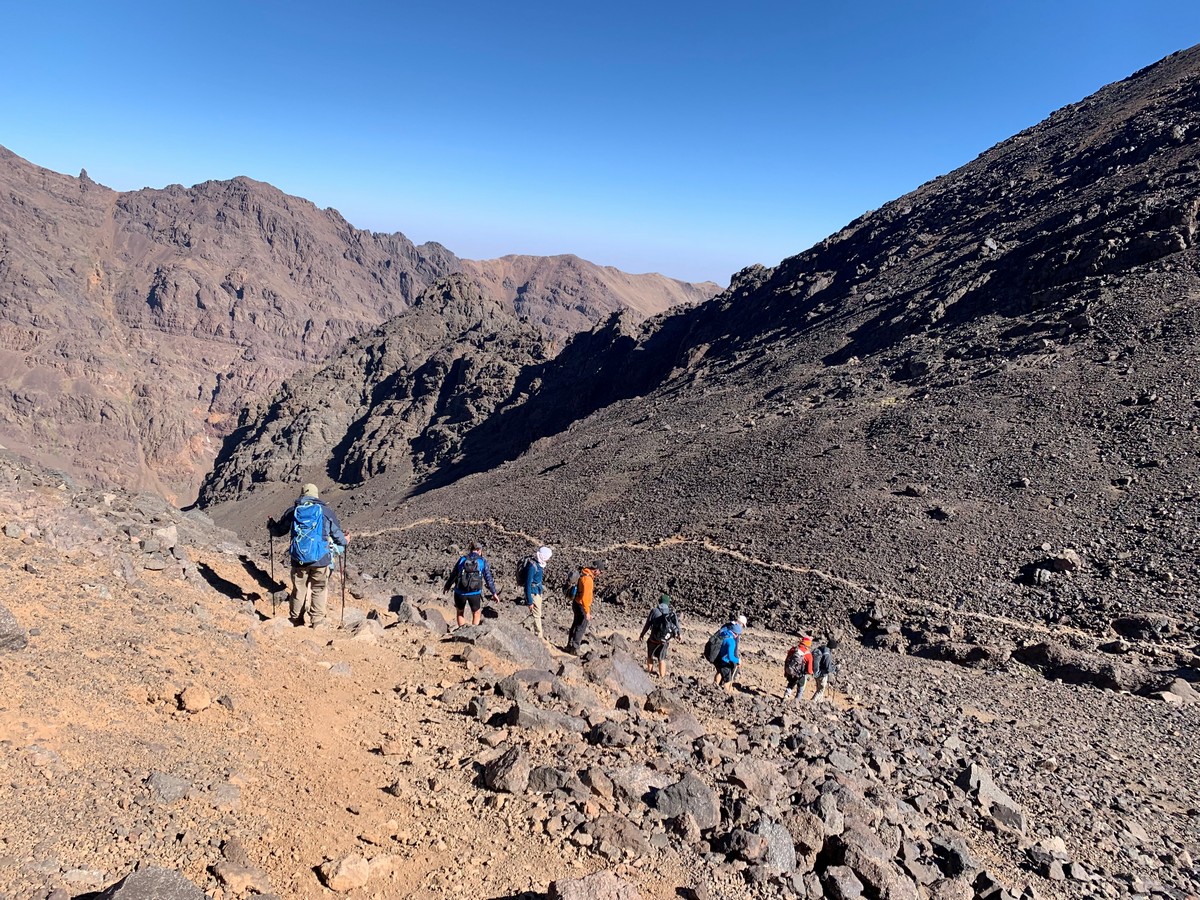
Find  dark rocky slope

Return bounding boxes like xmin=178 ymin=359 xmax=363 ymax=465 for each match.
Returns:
xmin=0 ymin=148 xmax=716 ymax=500
xmin=207 ymin=47 xmax=1200 ymax=677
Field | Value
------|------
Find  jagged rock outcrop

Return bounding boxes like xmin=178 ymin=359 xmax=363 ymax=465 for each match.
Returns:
xmin=198 ymin=275 xmax=550 ymax=502
xmin=0 ymin=148 xmax=716 ymax=501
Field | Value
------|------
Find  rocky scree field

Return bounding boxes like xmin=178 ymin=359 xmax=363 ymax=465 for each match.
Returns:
xmin=3 ymin=451 xmax=1198 ymax=900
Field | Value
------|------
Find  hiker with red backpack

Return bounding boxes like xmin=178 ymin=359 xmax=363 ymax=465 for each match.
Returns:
xmin=267 ymin=483 xmax=348 ymax=630
xmin=783 ymin=635 xmax=814 ymax=704
xmin=444 ymin=541 xmax=499 ymax=627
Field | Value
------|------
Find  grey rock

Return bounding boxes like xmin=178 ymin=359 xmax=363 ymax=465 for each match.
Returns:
xmin=506 ymin=700 xmax=586 ymax=733
xmin=583 ymin=650 xmax=655 ymax=698
xmin=450 ymin=621 xmax=552 ymax=668
xmin=756 ymin=818 xmax=797 ymax=874
xmin=94 ymin=866 xmax=205 ymax=899
xmin=824 ymin=865 xmax=865 ymax=900
xmin=146 ymin=772 xmax=191 ymax=804
xmin=655 ymin=771 xmax=721 ymax=831
xmin=0 ymin=601 xmax=28 ymax=652
xmin=484 ymin=745 xmax=531 ymax=793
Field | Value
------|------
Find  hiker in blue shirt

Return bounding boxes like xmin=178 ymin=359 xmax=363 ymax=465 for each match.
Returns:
xmin=444 ymin=541 xmax=499 ymax=627
xmin=523 ymin=546 xmax=553 ymax=640
xmin=714 ymin=619 xmax=744 ymax=691
xmin=267 ymin=483 xmax=347 ymax=629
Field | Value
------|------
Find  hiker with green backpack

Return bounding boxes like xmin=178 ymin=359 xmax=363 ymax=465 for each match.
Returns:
xmin=266 ymin=483 xmax=348 ymax=630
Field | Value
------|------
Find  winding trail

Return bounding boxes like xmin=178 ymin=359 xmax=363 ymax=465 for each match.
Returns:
xmin=355 ymin=516 xmax=1087 ymax=640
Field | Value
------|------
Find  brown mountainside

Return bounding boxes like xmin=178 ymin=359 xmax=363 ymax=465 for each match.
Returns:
xmin=210 ymin=48 xmax=1200 ymax=654
xmin=0 ymin=146 xmax=716 ymax=501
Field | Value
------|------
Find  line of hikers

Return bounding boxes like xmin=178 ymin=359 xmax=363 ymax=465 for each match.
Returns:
xmin=269 ymin=485 xmax=835 ymax=701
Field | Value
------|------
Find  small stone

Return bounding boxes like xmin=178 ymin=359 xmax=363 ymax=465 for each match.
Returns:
xmin=179 ymin=686 xmax=212 ymax=713
xmin=318 ymin=855 xmax=371 ymax=892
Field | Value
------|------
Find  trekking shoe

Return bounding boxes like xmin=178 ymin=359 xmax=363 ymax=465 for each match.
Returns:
xmin=288 ymin=617 xmax=305 ymax=627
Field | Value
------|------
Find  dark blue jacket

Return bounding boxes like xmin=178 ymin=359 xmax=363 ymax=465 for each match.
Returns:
xmin=446 ymin=551 xmax=497 ymax=597
xmin=269 ymin=497 xmax=346 ymax=568
xmin=524 ymin=560 xmax=545 ymax=604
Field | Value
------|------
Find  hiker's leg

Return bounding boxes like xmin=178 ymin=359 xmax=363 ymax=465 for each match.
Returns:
xmin=308 ymin=565 xmax=330 ymax=626
xmin=469 ymin=595 xmax=482 ymax=627
xmin=289 ymin=565 xmax=307 ymax=621
xmin=531 ymin=593 xmax=544 ymax=638
xmin=454 ymin=597 xmax=467 ymax=628
xmin=567 ymin=604 xmax=585 ymax=651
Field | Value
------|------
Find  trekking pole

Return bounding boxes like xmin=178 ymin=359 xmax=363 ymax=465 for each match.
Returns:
xmin=268 ymin=524 xmax=276 ymax=617
xmin=340 ymin=546 xmax=347 ymax=628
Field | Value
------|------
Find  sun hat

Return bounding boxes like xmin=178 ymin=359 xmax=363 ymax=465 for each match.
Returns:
xmin=301 ymin=483 xmax=319 ymax=498
xmin=537 ymin=546 xmax=553 ymax=564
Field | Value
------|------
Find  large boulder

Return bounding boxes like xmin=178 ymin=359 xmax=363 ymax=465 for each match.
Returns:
xmin=484 ymin=745 xmax=531 ymax=793
xmin=583 ymin=650 xmax=655 ymax=698
xmin=506 ymin=700 xmax=587 ymax=733
xmin=95 ymin=867 xmax=205 ymax=899
xmin=654 ymin=771 xmax=721 ymax=831
xmin=449 ymin=621 xmax=552 ymax=669
xmin=1013 ymin=641 xmax=1158 ymax=693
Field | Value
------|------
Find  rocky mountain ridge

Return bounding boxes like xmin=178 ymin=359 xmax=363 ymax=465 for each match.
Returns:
xmin=0 ymin=146 xmax=717 ymax=501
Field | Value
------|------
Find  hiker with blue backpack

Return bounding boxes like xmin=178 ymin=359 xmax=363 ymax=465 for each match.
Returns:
xmin=444 ymin=541 xmax=499 ymax=628
xmin=267 ymin=483 xmax=348 ymax=629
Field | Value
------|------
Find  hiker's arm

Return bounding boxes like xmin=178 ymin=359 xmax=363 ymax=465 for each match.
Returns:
xmin=266 ymin=513 xmax=290 ymax=538
xmin=323 ymin=504 xmax=348 ymax=547
xmin=443 ymin=560 xmax=458 ymax=593
xmin=524 ymin=564 xmax=536 ymax=603
xmin=482 ymin=559 xmax=499 ymax=599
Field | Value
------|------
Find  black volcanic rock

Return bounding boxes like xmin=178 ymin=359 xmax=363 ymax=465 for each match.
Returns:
xmin=262 ymin=45 xmax=1200 ymax=656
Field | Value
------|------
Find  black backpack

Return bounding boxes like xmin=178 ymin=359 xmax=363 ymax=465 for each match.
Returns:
xmin=456 ymin=556 xmax=484 ymax=594
xmin=703 ymin=628 xmax=727 ymax=664
xmin=650 ymin=609 xmax=679 ymax=642
xmin=812 ymin=646 xmax=838 ymax=677
xmin=514 ymin=555 xmax=537 ymax=588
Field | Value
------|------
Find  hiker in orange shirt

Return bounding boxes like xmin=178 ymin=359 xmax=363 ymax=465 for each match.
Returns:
xmin=565 ymin=564 xmax=601 ymax=655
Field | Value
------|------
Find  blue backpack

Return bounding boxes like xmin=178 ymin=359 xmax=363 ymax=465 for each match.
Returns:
xmin=290 ymin=499 xmax=327 ymax=565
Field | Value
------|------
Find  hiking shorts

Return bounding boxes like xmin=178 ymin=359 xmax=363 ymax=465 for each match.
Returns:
xmin=454 ymin=593 xmax=482 ymax=614
xmin=716 ymin=665 xmax=736 ymax=685
xmin=647 ymin=639 xmax=669 ymax=661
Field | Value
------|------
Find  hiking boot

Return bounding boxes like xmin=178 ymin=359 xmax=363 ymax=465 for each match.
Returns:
xmin=288 ymin=617 xmax=305 ymax=627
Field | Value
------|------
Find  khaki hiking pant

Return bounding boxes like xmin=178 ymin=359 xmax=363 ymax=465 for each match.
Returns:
xmin=290 ymin=563 xmax=330 ymax=626
xmin=525 ymin=591 xmax=545 ymax=639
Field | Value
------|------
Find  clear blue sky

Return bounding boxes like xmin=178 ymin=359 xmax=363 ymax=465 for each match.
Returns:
xmin=1 ymin=2 xmax=1196 ymax=285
